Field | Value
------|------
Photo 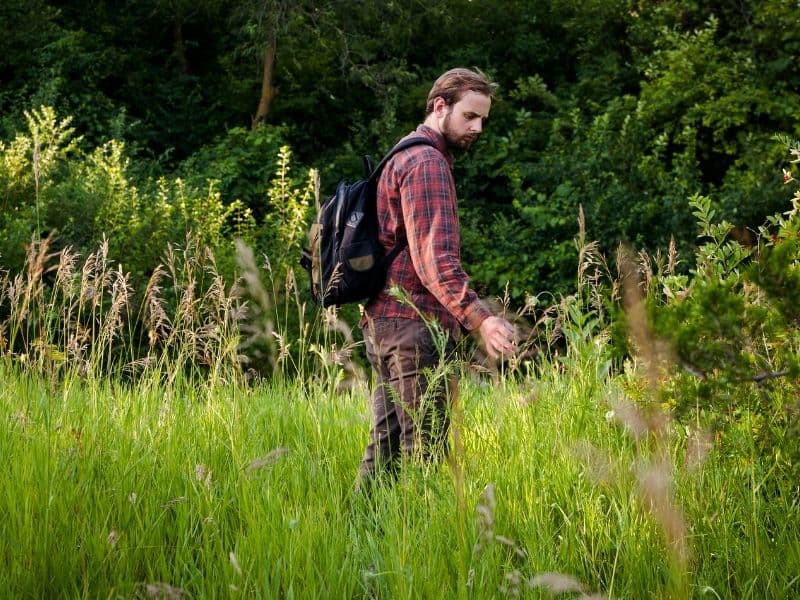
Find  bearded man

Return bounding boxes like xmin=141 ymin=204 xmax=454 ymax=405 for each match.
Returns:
xmin=357 ymin=68 xmax=517 ymax=488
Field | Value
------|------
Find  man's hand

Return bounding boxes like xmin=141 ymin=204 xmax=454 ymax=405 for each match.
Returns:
xmin=477 ymin=315 xmax=517 ymax=361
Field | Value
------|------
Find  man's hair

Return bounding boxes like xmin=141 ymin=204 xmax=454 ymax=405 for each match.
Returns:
xmin=425 ymin=68 xmax=496 ymax=116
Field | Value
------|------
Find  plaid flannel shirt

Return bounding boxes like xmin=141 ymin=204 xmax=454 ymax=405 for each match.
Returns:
xmin=362 ymin=125 xmax=492 ymax=338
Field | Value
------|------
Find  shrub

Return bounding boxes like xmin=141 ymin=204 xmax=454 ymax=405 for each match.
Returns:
xmin=637 ymin=143 xmax=800 ymax=477
xmin=0 ymin=106 xmax=254 ymax=285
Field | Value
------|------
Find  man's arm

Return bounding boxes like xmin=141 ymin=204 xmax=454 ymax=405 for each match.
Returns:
xmin=400 ymin=156 xmax=490 ymax=331
xmin=400 ymin=156 xmax=517 ymax=357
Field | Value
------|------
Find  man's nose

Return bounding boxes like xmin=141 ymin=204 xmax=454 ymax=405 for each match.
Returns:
xmin=471 ymin=119 xmax=483 ymax=133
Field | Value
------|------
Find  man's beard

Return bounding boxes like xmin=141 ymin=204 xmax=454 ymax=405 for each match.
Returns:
xmin=442 ymin=112 xmax=479 ymax=153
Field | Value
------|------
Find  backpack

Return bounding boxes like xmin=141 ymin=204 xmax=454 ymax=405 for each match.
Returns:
xmin=300 ymin=136 xmax=435 ymax=307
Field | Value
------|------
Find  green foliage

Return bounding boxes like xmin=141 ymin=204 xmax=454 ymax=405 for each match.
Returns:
xmin=0 ymin=107 xmax=251 ymax=283
xmin=458 ymin=1 xmax=797 ymax=301
xmin=633 ymin=12 xmax=792 ymax=222
xmin=689 ymin=193 xmax=752 ymax=280
xmin=3 ymin=0 xmax=800 ymax=299
xmin=0 ymin=0 xmax=63 ymax=135
xmin=0 ymin=107 xmax=82 ymax=265
xmin=643 ymin=145 xmax=800 ymax=476
xmin=177 ymin=124 xmax=288 ymax=219
xmin=0 ymin=109 xmax=337 ymax=380
xmin=1 ymin=344 xmax=798 ymax=597
xmin=258 ymin=145 xmax=314 ymax=275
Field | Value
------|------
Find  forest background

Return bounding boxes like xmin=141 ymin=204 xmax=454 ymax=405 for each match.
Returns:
xmin=2 ymin=2 xmax=800 ymax=597
xmin=2 ymin=0 xmax=798 ymax=298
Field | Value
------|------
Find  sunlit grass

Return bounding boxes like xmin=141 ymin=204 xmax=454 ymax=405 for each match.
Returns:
xmin=1 ymin=358 xmax=797 ymax=599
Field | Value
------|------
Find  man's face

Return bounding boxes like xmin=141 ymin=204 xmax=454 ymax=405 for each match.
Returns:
xmin=439 ymin=90 xmax=491 ymax=152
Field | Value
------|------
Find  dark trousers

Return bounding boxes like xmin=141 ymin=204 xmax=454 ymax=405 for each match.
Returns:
xmin=358 ymin=317 xmax=457 ymax=484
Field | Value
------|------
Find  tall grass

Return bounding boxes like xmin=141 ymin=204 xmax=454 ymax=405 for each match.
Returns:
xmin=0 ymin=233 xmax=353 ymax=389
xmin=0 ymin=214 xmax=798 ymax=598
xmin=1 ymin=335 xmax=797 ymax=598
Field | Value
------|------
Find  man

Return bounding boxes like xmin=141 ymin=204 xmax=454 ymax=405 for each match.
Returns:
xmin=357 ymin=68 xmax=517 ymax=487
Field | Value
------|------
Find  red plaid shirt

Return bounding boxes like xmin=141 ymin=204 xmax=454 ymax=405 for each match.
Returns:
xmin=362 ymin=125 xmax=492 ymax=337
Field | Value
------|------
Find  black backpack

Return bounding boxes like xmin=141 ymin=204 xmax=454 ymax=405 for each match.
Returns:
xmin=300 ymin=136 xmax=435 ymax=307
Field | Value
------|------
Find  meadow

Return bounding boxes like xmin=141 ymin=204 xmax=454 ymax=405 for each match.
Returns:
xmin=1 ymin=324 xmax=798 ymax=598
xmin=3 ymin=4 xmax=800 ymax=595
xmin=0 ymin=219 xmax=799 ymax=599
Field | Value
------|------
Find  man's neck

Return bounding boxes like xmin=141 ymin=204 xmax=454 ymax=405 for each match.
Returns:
xmin=423 ymin=114 xmax=441 ymax=134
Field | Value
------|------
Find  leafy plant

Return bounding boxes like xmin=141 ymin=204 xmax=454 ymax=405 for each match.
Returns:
xmin=640 ymin=143 xmax=800 ymax=478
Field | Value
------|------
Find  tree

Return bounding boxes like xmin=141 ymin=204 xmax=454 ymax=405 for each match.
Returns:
xmin=228 ymin=0 xmax=291 ymax=127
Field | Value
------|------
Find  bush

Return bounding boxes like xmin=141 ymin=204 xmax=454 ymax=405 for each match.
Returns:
xmin=0 ymin=106 xmax=253 ymax=284
xmin=639 ymin=146 xmax=800 ymax=477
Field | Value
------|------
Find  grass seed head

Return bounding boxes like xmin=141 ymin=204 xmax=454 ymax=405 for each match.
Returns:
xmin=107 ymin=529 xmax=119 ymax=547
xmin=473 ymin=483 xmax=496 ymax=555
xmin=685 ymin=428 xmax=714 ymax=472
xmin=143 ymin=582 xmax=186 ymax=599
xmin=528 ymin=572 xmax=585 ymax=594
xmin=246 ymin=448 xmax=289 ymax=474
xmin=229 ymin=551 xmax=243 ymax=576
xmin=636 ymin=457 xmax=690 ymax=568
xmin=54 ymin=246 xmax=78 ymax=297
xmin=195 ymin=463 xmax=213 ymax=488
xmin=144 ymin=265 xmax=171 ymax=347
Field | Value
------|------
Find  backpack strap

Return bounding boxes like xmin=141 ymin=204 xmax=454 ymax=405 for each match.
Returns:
xmin=369 ymin=136 xmax=439 ymax=265
xmin=367 ymin=136 xmax=438 ymax=184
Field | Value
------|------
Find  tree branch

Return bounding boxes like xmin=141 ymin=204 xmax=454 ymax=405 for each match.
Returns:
xmin=753 ymin=369 xmax=791 ymax=384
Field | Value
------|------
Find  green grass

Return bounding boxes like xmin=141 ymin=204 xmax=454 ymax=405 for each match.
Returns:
xmin=1 ymin=360 xmax=797 ymax=599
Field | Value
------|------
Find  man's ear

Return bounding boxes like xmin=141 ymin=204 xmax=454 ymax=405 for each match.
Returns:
xmin=432 ymin=96 xmax=449 ymax=116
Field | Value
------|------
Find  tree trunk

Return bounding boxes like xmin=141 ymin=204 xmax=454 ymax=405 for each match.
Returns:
xmin=172 ymin=0 xmax=189 ymax=73
xmin=252 ymin=36 xmax=276 ymax=127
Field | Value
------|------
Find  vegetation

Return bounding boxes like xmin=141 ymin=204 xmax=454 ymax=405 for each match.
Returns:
xmin=3 ymin=0 xmax=799 ymax=297
xmin=1 ymin=1 xmax=799 ymax=597
xmin=1 ymin=274 xmax=798 ymax=598
xmin=1 ymin=150 xmax=798 ymax=594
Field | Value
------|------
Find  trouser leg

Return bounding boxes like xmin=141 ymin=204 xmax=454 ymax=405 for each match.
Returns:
xmin=357 ymin=318 xmax=455 ymax=485
xmin=357 ymin=355 xmax=402 ymax=482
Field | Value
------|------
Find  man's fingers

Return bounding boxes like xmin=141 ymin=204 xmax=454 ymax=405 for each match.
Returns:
xmin=478 ymin=315 xmax=518 ymax=360
xmin=490 ymin=332 xmax=515 ymax=357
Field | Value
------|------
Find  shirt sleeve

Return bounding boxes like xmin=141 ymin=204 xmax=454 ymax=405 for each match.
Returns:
xmin=399 ymin=155 xmax=493 ymax=332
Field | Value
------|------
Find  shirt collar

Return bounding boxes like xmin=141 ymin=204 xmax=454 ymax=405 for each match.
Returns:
xmin=415 ymin=124 xmax=454 ymax=167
